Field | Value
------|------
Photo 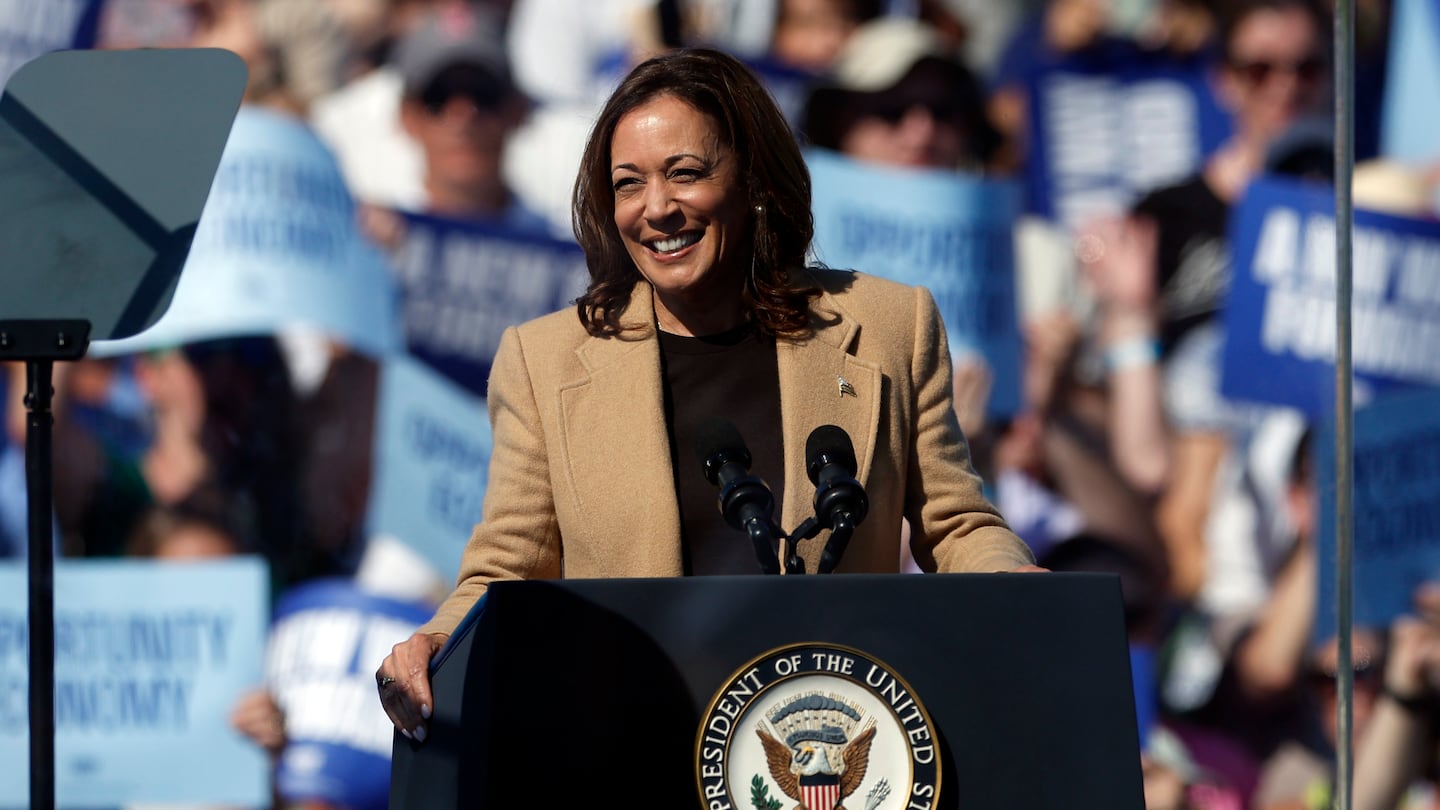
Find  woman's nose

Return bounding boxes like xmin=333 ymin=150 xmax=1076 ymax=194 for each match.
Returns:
xmin=642 ymin=180 xmax=679 ymax=223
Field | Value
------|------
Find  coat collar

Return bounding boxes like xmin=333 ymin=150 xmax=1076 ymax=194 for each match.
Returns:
xmin=561 ymin=275 xmax=882 ymax=573
xmin=775 ymin=273 xmax=881 ymax=541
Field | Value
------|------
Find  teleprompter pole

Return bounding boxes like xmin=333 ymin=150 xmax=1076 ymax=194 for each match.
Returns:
xmin=1 ymin=319 xmax=90 ymax=810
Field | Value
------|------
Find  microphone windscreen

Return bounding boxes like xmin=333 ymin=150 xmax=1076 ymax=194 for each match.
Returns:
xmin=694 ymin=416 xmax=750 ymax=484
xmin=805 ymin=424 xmax=856 ymax=483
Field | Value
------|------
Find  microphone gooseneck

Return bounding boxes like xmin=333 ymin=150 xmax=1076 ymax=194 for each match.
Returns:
xmin=694 ymin=417 xmax=785 ymax=574
xmin=804 ymin=425 xmax=869 ymax=574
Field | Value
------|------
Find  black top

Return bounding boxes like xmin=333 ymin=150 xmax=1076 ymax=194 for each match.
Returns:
xmin=1133 ymin=174 xmax=1230 ymax=354
xmin=658 ymin=323 xmax=784 ymax=575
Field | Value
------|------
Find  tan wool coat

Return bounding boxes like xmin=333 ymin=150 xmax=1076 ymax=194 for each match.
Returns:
xmin=422 ymin=268 xmax=1034 ymax=635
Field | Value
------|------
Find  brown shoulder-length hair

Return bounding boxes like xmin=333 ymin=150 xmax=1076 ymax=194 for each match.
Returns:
xmin=572 ymin=48 xmax=818 ymax=338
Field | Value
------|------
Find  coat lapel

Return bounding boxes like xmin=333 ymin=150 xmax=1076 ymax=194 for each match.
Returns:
xmin=776 ymin=284 xmax=881 ymax=541
xmin=559 ymin=285 xmax=684 ymax=576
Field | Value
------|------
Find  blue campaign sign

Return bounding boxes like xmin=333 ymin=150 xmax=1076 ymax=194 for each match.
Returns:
xmin=1381 ymin=0 xmax=1440 ymax=161
xmin=367 ymin=354 xmax=491 ymax=584
xmin=1220 ymin=176 xmax=1440 ymax=414
xmin=807 ymin=147 xmax=1024 ymax=416
xmin=389 ymin=211 xmax=589 ymax=396
xmin=267 ymin=578 xmax=433 ymax=810
xmin=1314 ymin=387 xmax=1440 ymax=642
xmin=92 ymin=105 xmax=402 ymax=358
xmin=1026 ymin=54 xmax=1230 ymax=230
xmin=0 ymin=557 xmax=269 ymax=807
xmin=0 ymin=0 xmax=104 ymax=90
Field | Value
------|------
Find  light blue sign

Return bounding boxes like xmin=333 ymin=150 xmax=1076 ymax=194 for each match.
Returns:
xmin=1220 ymin=176 xmax=1440 ymax=414
xmin=0 ymin=0 xmax=104 ymax=90
xmin=1026 ymin=57 xmax=1229 ymax=229
xmin=0 ymin=557 xmax=269 ymax=807
xmin=390 ymin=211 xmax=589 ymax=396
xmin=367 ymin=355 xmax=492 ymax=584
xmin=92 ymin=105 xmax=401 ymax=358
xmin=807 ymin=147 xmax=1023 ymax=416
xmin=1381 ymin=0 xmax=1440 ymax=162
xmin=1315 ymin=387 xmax=1440 ymax=642
xmin=267 ymin=578 xmax=433 ymax=810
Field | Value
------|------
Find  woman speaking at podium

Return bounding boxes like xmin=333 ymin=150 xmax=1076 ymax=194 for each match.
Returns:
xmin=377 ymin=48 xmax=1040 ymax=742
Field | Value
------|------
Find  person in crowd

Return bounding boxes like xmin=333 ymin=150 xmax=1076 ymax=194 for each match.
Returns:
xmin=137 ymin=339 xmax=317 ymax=586
xmin=767 ymin=0 xmax=883 ymax=75
xmin=1248 ymin=582 xmax=1440 ymax=807
xmin=183 ymin=0 xmax=353 ymax=116
xmin=1081 ymin=0 xmax=1327 ymax=604
xmin=801 ymin=17 xmax=1000 ymax=172
xmin=376 ymin=47 xmax=1043 ymax=741
xmin=1352 ymin=588 xmax=1440 ymax=809
xmin=798 ymin=16 xmax=1003 ymax=449
xmin=391 ymin=2 xmax=541 ymax=226
xmin=307 ymin=0 xmax=454 ymax=210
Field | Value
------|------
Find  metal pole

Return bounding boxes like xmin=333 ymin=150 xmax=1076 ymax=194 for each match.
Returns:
xmin=25 ymin=358 xmax=56 ymax=810
xmin=1332 ymin=1 xmax=1357 ymax=808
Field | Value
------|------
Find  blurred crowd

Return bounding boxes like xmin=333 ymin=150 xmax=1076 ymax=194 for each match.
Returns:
xmin=5 ymin=0 xmax=1440 ymax=808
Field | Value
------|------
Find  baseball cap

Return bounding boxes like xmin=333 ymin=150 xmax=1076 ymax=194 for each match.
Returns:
xmin=392 ymin=4 xmax=513 ymax=102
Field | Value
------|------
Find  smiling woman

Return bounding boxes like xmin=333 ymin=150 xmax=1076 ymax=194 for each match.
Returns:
xmin=608 ymin=95 xmax=751 ymax=336
xmin=375 ymin=48 xmax=1041 ymax=744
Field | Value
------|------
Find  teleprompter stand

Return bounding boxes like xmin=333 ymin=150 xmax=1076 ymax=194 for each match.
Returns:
xmin=0 ymin=49 xmax=246 ymax=810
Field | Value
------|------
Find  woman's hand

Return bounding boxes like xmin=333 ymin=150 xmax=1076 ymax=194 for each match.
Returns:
xmin=376 ymin=631 xmax=450 ymax=743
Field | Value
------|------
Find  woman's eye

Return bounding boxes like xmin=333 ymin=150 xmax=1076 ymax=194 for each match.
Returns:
xmin=613 ymin=177 xmax=640 ymax=192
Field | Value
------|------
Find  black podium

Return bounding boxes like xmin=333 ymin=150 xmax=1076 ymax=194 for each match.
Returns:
xmin=390 ymin=573 xmax=1144 ymax=809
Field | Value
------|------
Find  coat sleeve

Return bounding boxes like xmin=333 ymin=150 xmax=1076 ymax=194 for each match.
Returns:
xmin=903 ymin=285 xmax=1037 ymax=573
xmin=420 ymin=325 xmax=564 ymax=635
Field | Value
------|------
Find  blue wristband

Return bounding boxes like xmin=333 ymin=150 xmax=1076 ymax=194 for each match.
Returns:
xmin=1103 ymin=337 xmax=1159 ymax=373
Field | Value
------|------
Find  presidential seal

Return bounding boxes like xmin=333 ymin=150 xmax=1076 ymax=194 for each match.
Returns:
xmin=695 ymin=643 xmax=941 ymax=810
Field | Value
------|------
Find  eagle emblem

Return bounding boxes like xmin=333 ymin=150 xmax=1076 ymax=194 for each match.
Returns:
xmin=694 ymin=643 xmax=937 ymax=809
xmin=755 ymin=693 xmax=881 ymax=810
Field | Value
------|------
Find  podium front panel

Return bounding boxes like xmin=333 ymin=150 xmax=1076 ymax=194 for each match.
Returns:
xmin=391 ymin=573 xmax=1144 ymax=809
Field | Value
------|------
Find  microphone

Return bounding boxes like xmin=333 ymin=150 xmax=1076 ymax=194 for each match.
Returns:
xmin=805 ymin=425 xmax=868 ymax=574
xmin=694 ymin=417 xmax=784 ymax=574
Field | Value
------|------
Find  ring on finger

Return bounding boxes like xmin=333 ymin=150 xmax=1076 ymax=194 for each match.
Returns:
xmin=378 ymin=675 xmax=397 ymax=689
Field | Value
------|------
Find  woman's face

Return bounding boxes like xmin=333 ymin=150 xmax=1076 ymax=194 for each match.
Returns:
xmin=1219 ymin=6 xmax=1325 ymax=145
xmin=610 ymin=94 xmax=750 ymax=334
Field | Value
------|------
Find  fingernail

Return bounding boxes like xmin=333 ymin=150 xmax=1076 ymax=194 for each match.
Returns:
xmin=415 ymin=725 xmax=428 ymax=743
xmin=401 ymin=728 xmax=413 ymax=740
xmin=421 ymin=704 xmax=432 ymax=720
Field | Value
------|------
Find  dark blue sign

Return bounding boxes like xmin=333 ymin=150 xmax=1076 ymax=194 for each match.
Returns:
xmin=389 ymin=212 xmax=590 ymax=396
xmin=268 ymin=578 xmax=434 ymax=810
xmin=1026 ymin=52 xmax=1230 ymax=229
xmin=1315 ymin=387 xmax=1440 ymax=642
xmin=1221 ymin=176 xmax=1440 ymax=414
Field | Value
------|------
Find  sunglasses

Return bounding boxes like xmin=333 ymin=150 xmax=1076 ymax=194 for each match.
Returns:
xmin=1228 ymin=55 xmax=1325 ymax=86
xmin=419 ymin=65 xmax=508 ymax=116
xmin=1307 ymin=659 xmax=1380 ymax=689
xmin=865 ymin=99 xmax=965 ymax=126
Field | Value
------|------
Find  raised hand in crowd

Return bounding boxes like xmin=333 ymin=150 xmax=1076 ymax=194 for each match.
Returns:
xmin=1020 ymin=310 xmax=1079 ymax=416
xmin=1079 ymin=214 xmax=1170 ymax=497
xmin=1354 ymin=589 xmax=1440 ymax=810
xmin=230 ymin=687 xmax=287 ymax=757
